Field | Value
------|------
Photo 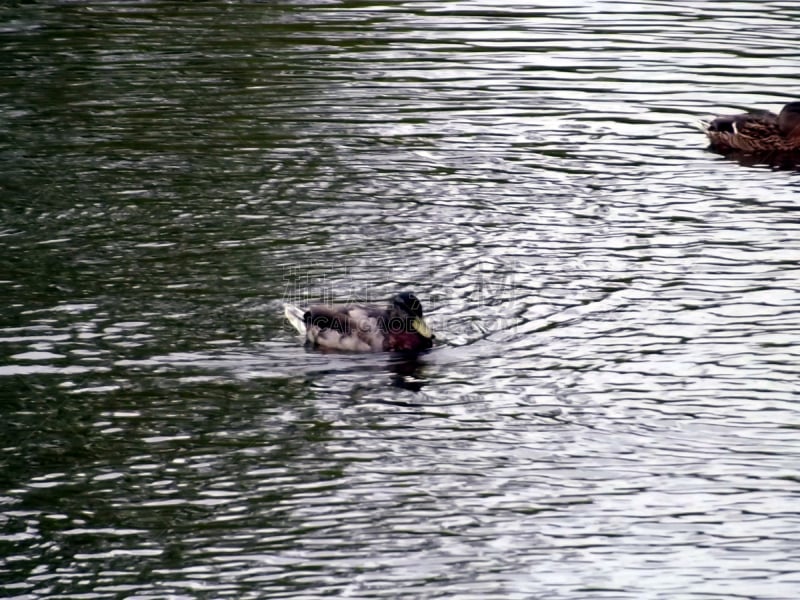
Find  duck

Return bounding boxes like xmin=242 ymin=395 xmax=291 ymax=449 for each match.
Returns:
xmin=700 ymin=101 xmax=800 ymax=154
xmin=284 ymin=292 xmax=434 ymax=353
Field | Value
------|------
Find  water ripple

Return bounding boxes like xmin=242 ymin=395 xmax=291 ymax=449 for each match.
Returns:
xmin=2 ymin=1 xmax=800 ymax=599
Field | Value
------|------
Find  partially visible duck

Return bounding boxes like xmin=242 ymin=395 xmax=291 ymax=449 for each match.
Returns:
xmin=284 ymin=292 xmax=434 ymax=353
xmin=700 ymin=101 xmax=800 ymax=154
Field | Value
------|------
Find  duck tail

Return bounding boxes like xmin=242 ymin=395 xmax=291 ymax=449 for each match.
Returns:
xmin=694 ymin=118 xmax=711 ymax=133
xmin=283 ymin=304 xmax=307 ymax=336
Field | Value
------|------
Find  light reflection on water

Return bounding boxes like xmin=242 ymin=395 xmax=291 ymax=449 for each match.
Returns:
xmin=1 ymin=1 xmax=800 ymax=598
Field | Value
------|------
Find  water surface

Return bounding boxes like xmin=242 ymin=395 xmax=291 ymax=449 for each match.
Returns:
xmin=2 ymin=1 xmax=800 ymax=598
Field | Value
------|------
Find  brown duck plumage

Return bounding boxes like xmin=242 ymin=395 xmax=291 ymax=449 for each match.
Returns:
xmin=284 ymin=292 xmax=434 ymax=353
xmin=701 ymin=102 xmax=800 ymax=154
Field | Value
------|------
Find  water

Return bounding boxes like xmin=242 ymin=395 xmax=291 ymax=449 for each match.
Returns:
xmin=2 ymin=1 xmax=800 ymax=598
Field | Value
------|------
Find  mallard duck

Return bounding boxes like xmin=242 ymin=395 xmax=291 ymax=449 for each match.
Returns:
xmin=284 ymin=292 xmax=434 ymax=353
xmin=701 ymin=101 xmax=800 ymax=154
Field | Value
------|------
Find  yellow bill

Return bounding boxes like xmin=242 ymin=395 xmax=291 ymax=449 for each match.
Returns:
xmin=412 ymin=317 xmax=433 ymax=339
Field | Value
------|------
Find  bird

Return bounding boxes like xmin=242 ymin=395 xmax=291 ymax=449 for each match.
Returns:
xmin=700 ymin=101 xmax=800 ymax=154
xmin=284 ymin=292 xmax=434 ymax=353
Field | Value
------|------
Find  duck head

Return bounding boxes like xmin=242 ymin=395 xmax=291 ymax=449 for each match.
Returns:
xmin=391 ymin=292 xmax=433 ymax=339
xmin=778 ymin=102 xmax=800 ymax=139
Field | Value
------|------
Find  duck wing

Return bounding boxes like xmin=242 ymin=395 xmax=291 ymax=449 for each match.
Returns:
xmin=708 ymin=109 xmax=777 ymax=134
xmin=304 ymin=303 xmax=388 ymax=352
xmin=705 ymin=109 xmax=781 ymax=152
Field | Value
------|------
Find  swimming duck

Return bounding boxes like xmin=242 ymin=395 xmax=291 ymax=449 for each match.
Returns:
xmin=701 ymin=101 xmax=800 ymax=154
xmin=284 ymin=292 xmax=434 ymax=353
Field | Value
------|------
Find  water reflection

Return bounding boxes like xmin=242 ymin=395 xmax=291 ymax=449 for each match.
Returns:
xmin=707 ymin=147 xmax=800 ymax=170
xmin=386 ymin=355 xmax=428 ymax=392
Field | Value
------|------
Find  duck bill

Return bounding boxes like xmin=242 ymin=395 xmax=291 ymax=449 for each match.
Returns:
xmin=412 ymin=317 xmax=433 ymax=339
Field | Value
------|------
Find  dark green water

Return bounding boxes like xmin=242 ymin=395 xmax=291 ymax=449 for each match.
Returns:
xmin=2 ymin=2 xmax=800 ymax=598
